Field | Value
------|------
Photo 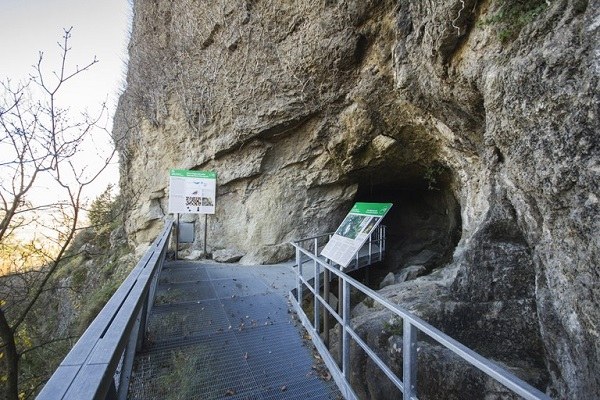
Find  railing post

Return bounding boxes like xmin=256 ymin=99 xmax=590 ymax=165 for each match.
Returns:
xmin=368 ymin=233 xmax=372 ymax=265
xmin=296 ymin=245 xmax=303 ymax=303
xmin=323 ymin=268 xmax=330 ymax=347
xmin=338 ymin=265 xmax=343 ymax=367
xmin=288 ymin=231 xmax=551 ymax=400
xmin=142 ymin=243 xmax=165 ymax=335
xmin=314 ymin=256 xmax=320 ymax=333
xmin=342 ymin=279 xmax=350 ymax=377
xmin=105 ymin=380 xmax=117 ymax=400
xmin=378 ymin=226 xmax=383 ymax=262
xmin=139 ymin=278 xmax=153 ymax=341
xmin=116 ymin=309 xmax=142 ymax=399
xmin=403 ymin=319 xmax=417 ymax=400
xmin=175 ymin=213 xmax=179 ymax=260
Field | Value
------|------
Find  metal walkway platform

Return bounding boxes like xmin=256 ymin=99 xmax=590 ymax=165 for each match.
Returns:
xmin=128 ymin=261 xmax=341 ymax=400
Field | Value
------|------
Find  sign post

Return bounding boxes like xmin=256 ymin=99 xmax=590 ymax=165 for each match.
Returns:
xmin=204 ymin=214 xmax=208 ymax=255
xmin=321 ymin=202 xmax=392 ymax=269
xmin=168 ymin=169 xmax=217 ymax=259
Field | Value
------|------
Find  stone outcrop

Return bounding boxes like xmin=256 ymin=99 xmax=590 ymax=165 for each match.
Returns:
xmin=113 ymin=0 xmax=599 ymax=398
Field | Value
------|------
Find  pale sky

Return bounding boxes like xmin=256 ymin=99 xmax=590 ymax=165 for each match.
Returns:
xmin=0 ymin=0 xmax=131 ymax=110
xmin=0 ymin=0 xmax=132 ymax=199
xmin=0 ymin=1 xmax=133 ymax=244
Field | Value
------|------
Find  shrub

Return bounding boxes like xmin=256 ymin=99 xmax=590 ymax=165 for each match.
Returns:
xmin=480 ymin=0 xmax=547 ymax=43
xmin=87 ymin=185 xmax=123 ymax=249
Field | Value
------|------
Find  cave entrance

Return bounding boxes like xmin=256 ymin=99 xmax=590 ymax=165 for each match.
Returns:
xmin=350 ymin=165 xmax=462 ymax=283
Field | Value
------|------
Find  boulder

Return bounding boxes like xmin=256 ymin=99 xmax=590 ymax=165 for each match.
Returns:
xmin=395 ymin=265 xmax=427 ymax=283
xmin=379 ymin=272 xmax=395 ymax=289
xmin=181 ymin=250 xmax=205 ymax=261
xmin=212 ymin=249 xmax=244 ymax=263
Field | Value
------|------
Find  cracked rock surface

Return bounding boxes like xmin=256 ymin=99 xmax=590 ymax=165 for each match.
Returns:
xmin=114 ymin=0 xmax=599 ymax=398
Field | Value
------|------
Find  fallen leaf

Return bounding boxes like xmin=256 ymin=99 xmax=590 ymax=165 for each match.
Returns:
xmin=280 ymin=385 xmax=287 ymax=392
xmin=321 ymin=371 xmax=332 ymax=381
xmin=243 ymin=352 xmax=249 ymax=360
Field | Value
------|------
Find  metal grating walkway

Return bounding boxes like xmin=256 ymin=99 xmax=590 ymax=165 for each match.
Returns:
xmin=128 ymin=261 xmax=341 ymax=400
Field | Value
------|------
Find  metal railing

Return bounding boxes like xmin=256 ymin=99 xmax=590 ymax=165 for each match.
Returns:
xmin=290 ymin=233 xmax=550 ymax=400
xmin=37 ymin=220 xmax=173 ymax=400
xmin=294 ymin=225 xmax=386 ymax=273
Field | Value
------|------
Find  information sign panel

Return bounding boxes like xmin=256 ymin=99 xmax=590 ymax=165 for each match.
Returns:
xmin=321 ymin=202 xmax=392 ymax=269
xmin=168 ymin=169 xmax=216 ymax=214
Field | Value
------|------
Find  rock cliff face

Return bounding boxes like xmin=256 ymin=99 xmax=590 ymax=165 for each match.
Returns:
xmin=113 ymin=0 xmax=599 ymax=398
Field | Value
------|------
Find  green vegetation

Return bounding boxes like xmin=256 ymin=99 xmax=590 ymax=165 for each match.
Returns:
xmin=383 ymin=316 xmax=403 ymax=336
xmin=0 ymin=28 xmax=120 ymax=399
xmin=76 ymin=280 xmax=122 ymax=334
xmin=155 ymin=289 xmax=185 ymax=306
xmin=154 ymin=347 xmax=217 ymax=400
xmin=156 ymin=351 xmax=199 ymax=400
xmin=54 ymin=184 xmax=132 ymax=334
xmin=480 ymin=0 xmax=548 ymax=43
xmin=363 ymin=297 xmax=375 ymax=308
xmin=88 ymin=184 xmax=122 ymax=247
xmin=423 ymin=163 xmax=446 ymax=190
xmin=150 ymin=312 xmax=187 ymax=337
xmin=0 ymin=185 xmax=133 ymax=398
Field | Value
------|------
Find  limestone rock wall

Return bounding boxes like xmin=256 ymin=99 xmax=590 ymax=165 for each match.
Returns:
xmin=113 ymin=0 xmax=599 ymax=398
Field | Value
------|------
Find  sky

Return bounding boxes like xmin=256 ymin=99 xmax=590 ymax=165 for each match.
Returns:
xmin=0 ymin=0 xmax=133 ymax=245
xmin=0 ymin=0 xmax=132 ymax=198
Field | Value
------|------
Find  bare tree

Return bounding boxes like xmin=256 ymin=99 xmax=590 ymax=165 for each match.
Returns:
xmin=0 ymin=28 xmax=115 ymax=400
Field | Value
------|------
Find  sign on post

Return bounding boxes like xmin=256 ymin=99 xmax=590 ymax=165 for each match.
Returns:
xmin=168 ymin=169 xmax=216 ymax=214
xmin=321 ymin=202 xmax=392 ymax=269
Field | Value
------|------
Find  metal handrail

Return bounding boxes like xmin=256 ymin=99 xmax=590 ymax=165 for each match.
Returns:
xmin=293 ymin=225 xmax=386 ymax=272
xmin=290 ymin=237 xmax=550 ymax=400
xmin=37 ymin=220 xmax=174 ymax=400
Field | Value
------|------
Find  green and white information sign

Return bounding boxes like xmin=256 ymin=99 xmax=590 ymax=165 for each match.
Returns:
xmin=321 ymin=202 xmax=392 ymax=269
xmin=168 ymin=169 xmax=217 ymax=214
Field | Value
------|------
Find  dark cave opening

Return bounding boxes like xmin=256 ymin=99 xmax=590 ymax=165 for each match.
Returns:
xmin=350 ymin=165 xmax=462 ymax=283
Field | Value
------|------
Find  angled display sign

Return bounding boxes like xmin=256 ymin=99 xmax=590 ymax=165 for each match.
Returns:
xmin=321 ymin=202 xmax=392 ymax=268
